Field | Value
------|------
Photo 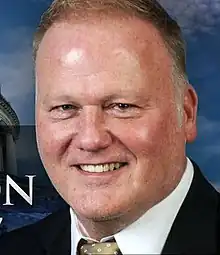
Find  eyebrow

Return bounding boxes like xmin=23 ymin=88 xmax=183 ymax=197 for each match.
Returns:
xmin=41 ymin=94 xmax=77 ymax=106
xmin=40 ymin=90 xmax=150 ymax=107
xmin=104 ymin=93 xmax=150 ymax=102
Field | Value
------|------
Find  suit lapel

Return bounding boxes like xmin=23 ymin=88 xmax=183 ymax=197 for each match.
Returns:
xmin=46 ymin=229 xmax=71 ymax=255
xmin=162 ymin=160 xmax=219 ymax=254
xmin=34 ymin=208 xmax=71 ymax=255
xmin=46 ymin=216 xmax=71 ymax=255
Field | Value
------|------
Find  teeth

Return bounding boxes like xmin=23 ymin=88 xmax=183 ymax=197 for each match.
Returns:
xmin=110 ymin=163 xmax=114 ymax=171
xmin=115 ymin=163 xmax=120 ymax=169
xmin=104 ymin=164 xmax=109 ymax=171
xmin=79 ymin=163 xmax=124 ymax=173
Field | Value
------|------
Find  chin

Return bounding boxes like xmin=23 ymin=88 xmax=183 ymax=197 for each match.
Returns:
xmin=74 ymin=202 xmax=125 ymax=222
xmin=87 ymin=212 xmax=122 ymax=222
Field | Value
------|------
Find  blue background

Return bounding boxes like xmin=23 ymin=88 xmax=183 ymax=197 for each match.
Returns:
xmin=0 ymin=0 xmax=219 ymax=190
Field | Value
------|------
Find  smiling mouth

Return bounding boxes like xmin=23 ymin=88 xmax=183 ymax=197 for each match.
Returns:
xmin=75 ymin=162 xmax=127 ymax=173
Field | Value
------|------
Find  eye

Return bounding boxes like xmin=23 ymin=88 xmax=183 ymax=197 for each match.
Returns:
xmin=50 ymin=104 xmax=79 ymax=120
xmin=59 ymin=104 xmax=74 ymax=111
xmin=105 ymin=102 xmax=141 ymax=118
xmin=51 ymin=104 xmax=76 ymax=112
xmin=113 ymin=103 xmax=136 ymax=110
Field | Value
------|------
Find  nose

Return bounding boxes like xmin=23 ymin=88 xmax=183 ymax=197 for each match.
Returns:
xmin=75 ymin=107 xmax=112 ymax=152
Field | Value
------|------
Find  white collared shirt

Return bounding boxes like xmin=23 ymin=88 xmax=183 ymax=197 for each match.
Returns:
xmin=70 ymin=157 xmax=194 ymax=255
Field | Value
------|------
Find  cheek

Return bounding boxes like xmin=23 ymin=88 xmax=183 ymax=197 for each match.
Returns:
xmin=36 ymin=119 xmax=73 ymax=164
xmin=110 ymin=115 xmax=169 ymax=156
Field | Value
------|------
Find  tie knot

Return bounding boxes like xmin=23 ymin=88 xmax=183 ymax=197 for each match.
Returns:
xmin=78 ymin=239 xmax=120 ymax=255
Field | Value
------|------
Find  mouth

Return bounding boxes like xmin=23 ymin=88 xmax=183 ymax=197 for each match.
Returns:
xmin=75 ymin=162 xmax=127 ymax=173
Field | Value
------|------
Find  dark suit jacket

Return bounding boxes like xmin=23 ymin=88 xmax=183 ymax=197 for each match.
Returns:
xmin=0 ymin=161 xmax=219 ymax=255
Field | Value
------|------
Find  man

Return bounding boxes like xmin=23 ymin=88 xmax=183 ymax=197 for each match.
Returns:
xmin=0 ymin=0 xmax=219 ymax=254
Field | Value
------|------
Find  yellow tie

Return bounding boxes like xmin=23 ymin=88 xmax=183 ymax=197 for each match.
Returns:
xmin=78 ymin=239 xmax=121 ymax=255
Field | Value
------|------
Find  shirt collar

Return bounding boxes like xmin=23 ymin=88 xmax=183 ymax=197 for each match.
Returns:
xmin=70 ymin=157 xmax=194 ymax=255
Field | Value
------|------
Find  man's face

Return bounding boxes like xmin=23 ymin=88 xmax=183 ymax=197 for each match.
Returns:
xmin=35 ymin=16 xmax=197 ymax=222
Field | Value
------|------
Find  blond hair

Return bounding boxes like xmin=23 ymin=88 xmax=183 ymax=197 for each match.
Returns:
xmin=34 ymin=0 xmax=188 ymax=121
xmin=35 ymin=1 xmax=186 ymax=72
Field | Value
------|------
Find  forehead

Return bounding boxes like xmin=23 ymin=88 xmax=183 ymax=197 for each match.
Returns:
xmin=36 ymin=16 xmax=172 ymax=72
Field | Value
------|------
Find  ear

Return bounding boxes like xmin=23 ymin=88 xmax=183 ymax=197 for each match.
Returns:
xmin=183 ymin=84 xmax=198 ymax=143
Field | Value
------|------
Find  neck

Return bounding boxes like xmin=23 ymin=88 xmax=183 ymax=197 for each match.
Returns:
xmin=76 ymin=210 xmax=145 ymax=240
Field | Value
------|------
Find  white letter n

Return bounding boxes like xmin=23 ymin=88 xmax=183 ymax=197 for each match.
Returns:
xmin=3 ymin=175 xmax=36 ymax=206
